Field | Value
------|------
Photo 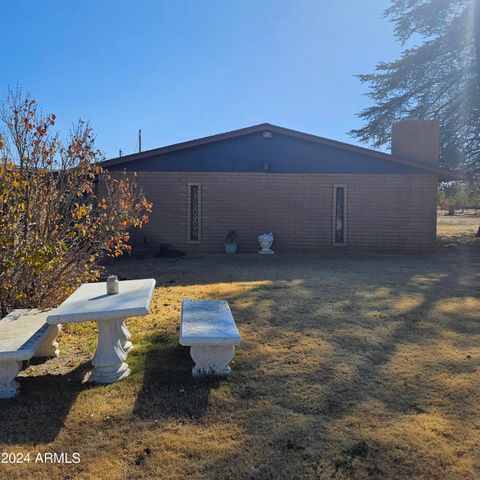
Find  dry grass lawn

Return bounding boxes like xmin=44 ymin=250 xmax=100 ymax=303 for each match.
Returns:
xmin=0 ymin=214 xmax=479 ymax=479
xmin=437 ymin=209 xmax=480 ymax=242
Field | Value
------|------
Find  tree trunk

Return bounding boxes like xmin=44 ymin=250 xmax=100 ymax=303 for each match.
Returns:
xmin=474 ymin=1 xmax=480 ymax=236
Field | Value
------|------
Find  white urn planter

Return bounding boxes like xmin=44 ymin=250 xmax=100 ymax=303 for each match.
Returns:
xmin=258 ymin=232 xmax=274 ymax=254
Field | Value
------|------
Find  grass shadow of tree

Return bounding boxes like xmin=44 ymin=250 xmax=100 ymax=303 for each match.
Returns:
xmin=131 ymin=332 xmax=220 ymax=420
xmin=198 ymin=251 xmax=480 ymax=478
xmin=99 ymin=249 xmax=480 ymax=478
xmin=0 ymin=362 xmax=91 ymax=445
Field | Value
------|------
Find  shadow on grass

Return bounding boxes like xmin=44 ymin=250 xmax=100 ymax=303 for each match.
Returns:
xmin=0 ymin=362 xmax=91 ymax=445
xmin=195 ymin=251 xmax=480 ymax=479
xmin=98 ymin=249 xmax=480 ymax=478
xmin=132 ymin=332 xmax=220 ymax=420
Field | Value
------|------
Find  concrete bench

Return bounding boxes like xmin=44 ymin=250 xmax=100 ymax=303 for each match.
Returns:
xmin=179 ymin=300 xmax=241 ymax=377
xmin=0 ymin=309 xmax=61 ymax=399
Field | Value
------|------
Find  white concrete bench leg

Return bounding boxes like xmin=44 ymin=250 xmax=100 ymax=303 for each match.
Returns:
xmin=119 ymin=319 xmax=133 ymax=354
xmin=90 ymin=318 xmax=130 ymax=384
xmin=0 ymin=360 xmax=22 ymax=399
xmin=190 ymin=345 xmax=235 ymax=378
xmin=35 ymin=325 xmax=61 ymax=358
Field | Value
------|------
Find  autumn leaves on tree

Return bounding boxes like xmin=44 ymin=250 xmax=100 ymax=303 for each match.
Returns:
xmin=0 ymin=90 xmax=152 ymax=315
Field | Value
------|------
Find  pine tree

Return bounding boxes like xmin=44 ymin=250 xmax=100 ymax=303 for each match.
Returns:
xmin=350 ymin=1 xmax=479 ymax=172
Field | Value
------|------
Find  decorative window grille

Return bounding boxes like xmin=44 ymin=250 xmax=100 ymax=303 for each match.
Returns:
xmin=188 ymin=183 xmax=201 ymax=243
xmin=333 ymin=185 xmax=347 ymax=245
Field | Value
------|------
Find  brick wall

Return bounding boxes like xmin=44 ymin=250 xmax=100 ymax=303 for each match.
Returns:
xmin=106 ymin=172 xmax=438 ymax=254
xmin=392 ymin=119 xmax=440 ymax=166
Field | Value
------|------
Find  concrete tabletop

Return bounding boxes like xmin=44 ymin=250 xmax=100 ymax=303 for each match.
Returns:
xmin=180 ymin=300 xmax=241 ymax=346
xmin=46 ymin=279 xmax=156 ymax=324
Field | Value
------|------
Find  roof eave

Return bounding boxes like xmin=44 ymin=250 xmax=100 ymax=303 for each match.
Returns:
xmin=99 ymin=123 xmax=465 ymax=180
xmin=438 ymin=170 xmax=467 ymax=181
xmin=100 ymin=123 xmax=274 ymax=168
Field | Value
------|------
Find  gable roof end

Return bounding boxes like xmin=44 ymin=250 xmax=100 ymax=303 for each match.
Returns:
xmin=100 ymin=123 xmax=464 ymax=181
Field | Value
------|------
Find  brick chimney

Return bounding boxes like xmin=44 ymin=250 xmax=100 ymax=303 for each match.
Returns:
xmin=391 ymin=119 xmax=440 ymax=166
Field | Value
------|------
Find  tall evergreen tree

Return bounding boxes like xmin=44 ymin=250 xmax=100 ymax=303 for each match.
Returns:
xmin=351 ymin=0 xmax=479 ymax=173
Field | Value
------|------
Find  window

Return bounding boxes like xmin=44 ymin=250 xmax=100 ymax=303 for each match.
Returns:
xmin=333 ymin=185 xmax=347 ymax=245
xmin=187 ymin=183 xmax=202 ymax=243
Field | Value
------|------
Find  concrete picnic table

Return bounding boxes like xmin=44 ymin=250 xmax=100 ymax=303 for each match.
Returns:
xmin=46 ymin=279 xmax=156 ymax=383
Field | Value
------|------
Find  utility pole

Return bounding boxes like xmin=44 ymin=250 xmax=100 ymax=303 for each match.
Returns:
xmin=138 ymin=129 xmax=142 ymax=153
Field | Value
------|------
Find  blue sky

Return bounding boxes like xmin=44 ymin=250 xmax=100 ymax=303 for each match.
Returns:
xmin=1 ymin=1 xmax=402 ymax=159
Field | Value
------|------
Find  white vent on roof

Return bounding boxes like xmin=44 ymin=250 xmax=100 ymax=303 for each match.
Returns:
xmin=262 ymin=131 xmax=273 ymax=139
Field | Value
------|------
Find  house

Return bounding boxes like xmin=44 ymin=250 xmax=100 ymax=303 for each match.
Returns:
xmin=100 ymin=120 xmax=461 ymax=254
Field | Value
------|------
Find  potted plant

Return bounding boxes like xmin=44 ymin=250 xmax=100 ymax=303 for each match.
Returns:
xmin=224 ymin=230 xmax=238 ymax=254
